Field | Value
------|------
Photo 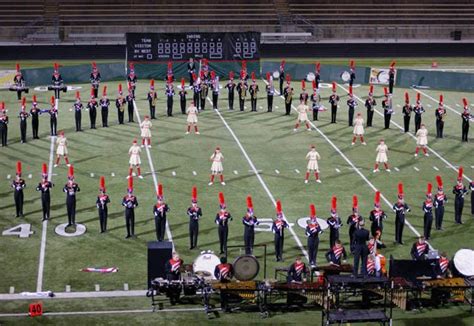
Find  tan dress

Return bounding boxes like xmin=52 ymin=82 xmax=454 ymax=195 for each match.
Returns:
xmin=297 ymin=104 xmax=309 ymax=122
xmin=416 ymin=128 xmax=428 ymax=146
xmin=187 ymin=105 xmax=198 ymax=124
xmin=306 ymin=150 xmax=321 ymax=171
xmin=140 ymin=120 xmax=152 ymax=138
xmin=56 ymin=137 xmax=68 ymax=156
xmin=129 ymin=144 xmax=142 ymax=165
xmin=210 ymin=152 xmax=224 ymax=173
xmin=375 ymin=144 xmax=388 ymax=163
xmin=353 ymin=117 xmax=365 ymax=135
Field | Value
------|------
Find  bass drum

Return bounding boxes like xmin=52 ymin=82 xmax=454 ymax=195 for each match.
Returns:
xmin=453 ymin=249 xmax=474 ymax=277
xmin=233 ymin=255 xmax=260 ymax=281
xmin=193 ymin=252 xmax=220 ymax=280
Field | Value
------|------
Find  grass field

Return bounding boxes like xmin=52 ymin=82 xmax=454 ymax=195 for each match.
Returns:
xmin=0 ymin=58 xmax=473 ymax=325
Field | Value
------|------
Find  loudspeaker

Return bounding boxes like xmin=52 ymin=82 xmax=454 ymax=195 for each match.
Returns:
xmin=147 ymin=241 xmax=173 ymax=288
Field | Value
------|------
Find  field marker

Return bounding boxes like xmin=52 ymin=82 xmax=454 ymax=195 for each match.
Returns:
xmin=9 ymin=287 xmax=14 ymax=294
xmin=95 ymin=284 xmax=100 ymax=292
xmin=433 ymin=166 xmax=439 ymax=171
xmin=414 ymin=167 xmax=420 ymax=172
xmin=233 ymin=170 xmax=238 ymax=175
xmin=7 ymin=174 xmax=11 ymax=179
xmin=259 ymin=106 xmax=263 ymax=109
xmin=66 ymin=285 xmax=71 ymax=292
xmin=294 ymin=169 xmax=300 ymax=174
xmin=335 ymin=168 xmax=341 ymax=173
xmin=192 ymin=171 xmax=197 ymax=176
xmin=471 ymin=165 xmax=474 ymax=169
xmin=90 ymin=173 xmax=94 ymax=178
xmin=394 ymin=167 xmax=400 ymax=172
xmin=111 ymin=172 xmax=115 ymax=177
xmin=275 ymin=106 xmax=279 ymax=109
xmin=213 ymin=103 xmax=309 ymax=261
xmin=28 ymin=174 xmax=32 ymax=179
xmin=36 ymin=98 xmax=58 ymax=293
xmin=171 ymin=171 xmax=176 ymax=176
xmin=337 ymin=84 xmax=472 ymax=183
xmin=132 ymin=100 xmax=174 ymax=249
xmin=268 ymin=81 xmax=430 ymax=247
xmin=123 ymin=283 xmax=129 ymax=291
xmin=275 ymin=169 xmax=280 ymax=174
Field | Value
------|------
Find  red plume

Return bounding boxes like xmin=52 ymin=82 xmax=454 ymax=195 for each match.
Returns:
xmin=54 ymin=62 xmax=59 ymax=71
xmin=167 ymin=61 xmax=172 ymax=69
xmin=21 ymin=97 xmax=26 ymax=107
xmin=398 ymin=183 xmax=404 ymax=196
xmin=76 ymin=91 xmax=80 ymax=99
xmin=92 ymin=61 xmax=97 ymax=69
xmin=242 ymin=60 xmax=247 ymax=70
xmin=102 ymin=86 xmax=107 ymax=97
xmin=416 ymin=92 xmax=421 ymax=102
xmin=312 ymin=80 xmax=316 ymax=90
xmin=16 ymin=161 xmax=22 ymax=175
xmin=309 ymin=203 xmax=316 ymax=217
xmin=251 ymin=71 xmax=256 ymax=81
xmin=276 ymin=200 xmax=282 ymax=214
xmin=436 ymin=175 xmax=443 ymax=188
xmin=0 ymin=102 xmax=4 ymax=110
xmin=129 ymin=62 xmax=134 ymax=70
xmin=350 ymin=60 xmax=355 ymax=68
xmin=286 ymin=74 xmax=291 ymax=83
xmin=316 ymin=62 xmax=321 ymax=72
xmin=247 ymin=195 xmax=253 ymax=209
xmin=229 ymin=71 xmax=234 ymax=79
xmin=390 ymin=61 xmax=396 ymax=68
xmin=281 ymin=59 xmax=285 ymax=67
xmin=218 ymin=192 xmax=225 ymax=205
xmin=50 ymin=96 xmax=55 ymax=106
xmin=181 ymin=78 xmax=185 ymax=89
xmin=266 ymin=72 xmax=270 ymax=81
xmin=332 ymin=82 xmax=336 ymax=92
xmin=157 ymin=183 xmax=163 ymax=197
xmin=167 ymin=75 xmax=172 ymax=84
xmin=211 ymin=71 xmax=216 ymax=80
xmin=301 ymin=80 xmax=306 ymax=90
xmin=458 ymin=166 xmax=464 ymax=181
xmin=33 ymin=95 xmax=37 ymax=103
xmin=462 ymin=98 xmax=468 ymax=107
xmin=42 ymin=163 xmax=47 ymax=176
xmin=384 ymin=87 xmax=388 ymax=96
xmin=331 ymin=196 xmax=337 ymax=211
xmin=405 ymin=92 xmax=409 ymax=104
xmin=374 ymin=191 xmax=381 ymax=205
xmin=439 ymin=94 xmax=443 ymax=103
xmin=90 ymin=87 xmax=95 ymax=97
xmin=16 ymin=63 xmax=20 ymax=72
xmin=427 ymin=183 xmax=433 ymax=195
xmin=369 ymin=84 xmax=374 ymax=95
xmin=128 ymin=176 xmax=133 ymax=191
xmin=150 ymin=79 xmax=155 ymax=88
xmin=192 ymin=186 xmax=197 ymax=201
xmin=68 ymin=165 xmax=74 ymax=178
xmin=118 ymin=83 xmax=122 ymax=93
xmin=99 ymin=176 xmax=105 ymax=191
xmin=352 ymin=195 xmax=358 ymax=208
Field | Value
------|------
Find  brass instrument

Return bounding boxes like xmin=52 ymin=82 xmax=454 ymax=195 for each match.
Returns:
xmin=150 ymin=91 xmax=157 ymax=106
xmin=118 ymin=97 xmax=125 ymax=112
xmin=285 ymin=88 xmax=293 ymax=104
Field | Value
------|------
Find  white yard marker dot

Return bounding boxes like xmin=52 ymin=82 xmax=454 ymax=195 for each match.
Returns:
xmin=275 ymin=169 xmax=280 ymax=174
xmin=95 ymin=284 xmax=100 ymax=292
xmin=111 ymin=172 xmax=115 ymax=177
xmin=433 ymin=166 xmax=439 ymax=171
xmin=233 ymin=170 xmax=238 ymax=175
xmin=427 ymin=104 xmax=432 ymax=108
xmin=28 ymin=174 xmax=32 ymax=179
xmin=259 ymin=106 xmax=263 ymax=109
xmin=335 ymin=168 xmax=341 ymax=173
xmin=132 ymin=172 xmax=136 ymax=177
xmin=244 ymin=106 xmax=248 ymax=109
xmin=414 ymin=167 xmax=420 ymax=172
xmin=294 ymin=169 xmax=300 ymax=174
xmin=192 ymin=171 xmax=197 ymax=176
xmin=471 ymin=165 xmax=474 ymax=169
xmin=90 ymin=173 xmax=95 ymax=178
xmin=172 ymin=171 xmax=176 ymax=176
xmin=7 ymin=174 xmax=11 ymax=179
xmin=123 ymin=283 xmax=129 ymax=291
xmin=66 ymin=285 xmax=71 ymax=292
xmin=275 ymin=106 xmax=279 ymax=109
xmin=394 ymin=167 xmax=400 ymax=172
xmin=9 ymin=287 xmax=14 ymax=294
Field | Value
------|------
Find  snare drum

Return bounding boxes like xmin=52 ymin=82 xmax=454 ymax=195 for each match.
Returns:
xmin=193 ymin=252 xmax=220 ymax=280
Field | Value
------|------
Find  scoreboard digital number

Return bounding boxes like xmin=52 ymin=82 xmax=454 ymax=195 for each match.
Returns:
xmin=127 ymin=32 xmax=260 ymax=61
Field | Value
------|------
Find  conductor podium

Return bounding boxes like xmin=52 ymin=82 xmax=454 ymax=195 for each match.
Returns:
xmin=147 ymin=241 xmax=172 ymax=288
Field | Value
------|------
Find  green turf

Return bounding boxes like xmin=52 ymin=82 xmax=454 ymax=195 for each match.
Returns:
xmin=0 ymin=66 xmax=473 ymax=324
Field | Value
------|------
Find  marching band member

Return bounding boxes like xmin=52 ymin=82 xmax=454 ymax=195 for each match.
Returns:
xmin=310 ymin=80 xmax=323 ymax=121
xmin=353 ymin=220 xmax=370 ymax=276
xmin=87 ymin=88 xmax=98 ymax=129
xmin=423 ymin=183 xmax=434 ymax=240
xmin=434 ymin=175 xmax=448 ymax=230
xmin=369 ymin=191 xmax=387 ymax=238
xmin=272 ymin=200 xmax=289 ymax=262
xmin=453 ymin=167 xmax=468 ymax=224
xmin=314 ymin=62 xmax=321 ymax=89
xmin=461 ymin=98 xmax=471 ymax=142
xmin=414 ymin=124 xmax=429 ymax=157
xmin=306 ymin=204 xmax=322 ymax=267
xmin=126 ymin=85 xmax=135 ymax=122
xmin=279 ymin=59 xmax=285 ymax=95
xmin=293 ymin=99 xmax=311 ymax=132
xmin=347 ymin=85 xmax=357 ymax=126
xmin=352 ymin=112 xmax=366 ymax=145
xmin=73 ymin=91 xmax=83 ymax=132
xmin=19 ymin=97 xmax=29 ymax=143
xmin=283 ymin=75 xmax=293 ymax=115
xmin=374 ymin=139 xmax=390 ymax=172
xmin=347 ymin=195 xmax=363 ymax=252
xmin=393 ymin=183 xmax=410 ymax=245
xmin=187 ymin=58 xmax=196 ymax=86
xmin=96 ymin=176 xmax=110 ymax=233
xmin=365 ymin=85 xmax=376 ymax=127
xmin=140 ymin=115 xmax=152 ymax=148
xmin=11 ymin=161 xmax=25 ymax=217
xmin=402 ymin=92 xmax=412 ymax=133
xmin=325 ymin=239 xmax=347 ymax=265
xmin=51 ymin=63 xmax=65 ymax=99
xmin=165 ymin=76 xmax=175 ymax=117
xmin=166 ymin=61 xmax=174 ymax=82
xmin=225 ymin=71 xmax=236 ymax=110
xmin=265 ymin=72 xmax=275 ymax=112
xmin=165 ymin=252 xmax=183 ymax=284
xmin=249 ymin=73 xmax=259 ymax=112
xmin=470 ymin=179 xmax=474 ymax=215
xmin=215 ymin=192 xmax=232 ymax=255
xmin=327 ymin=196 xmax=342 ymax=248
xmin=304 ymin=145 xmax=321 ymax=184
xmin=214 ymin=256 xmax=234 ymax=312
xmin=435 ymin=94 xmax=447 ymax=138
xmin=178 ymin=78 xmax=187 ymax=115
xmin=54 ymin=131 xmax=70 ymax=167
xmin=30 ymin=95 xmax=40 ymax=139
xmin=381 ymin=87 xmax=392 ymax=129
xmin=147 ymin=79 xmax=158 ymax=120
xmin=90 ymin=62 xmax=101 ymax=98
xmin=236 ymin=73 xmax=247 ymax=111
xmin=99 ymin=86 xmax=110 ymax=127
xmin=366 ymin=254 xmax=378 ymax=277
xmin=349 ymin=60 xmax=356 ymax=87
xmin=299 ymin=80 xmax=308 ymax=105
xmin=414 ymin=93 xmax=425 ymax=132
xmin=154 ymin=183 xmax=170 ymax=242
xmin=287 ymin=256 xmax=308 ymax=283
xmin=368 ymin=230 xmax=386 ymax=257
xmin=436 ymin=252 xmax=451 ymax=278
xmin=200 ymin=71 xmax=208 ymax=111
xmin=127 ymin=63 xmax=137 ymax=97
xmin=36 ymin=163 xmax=53 ymax=221
xmin=410 ymin=236 xmax=429 ymax=260
xmin=329 ymin=82 xmax=339 ymax=123
xmin=48 ymin=96 xmax=58 ymax=136
xmin=209 ymin=147 xmax=225 ymax=186
xmin=128 ymin=139 xmax=143 ymax=179
xmin=116 ymin=84 xmax=126 ymax=124
xmin=63 ymin=165 xmax=80 ymax=226
xmin=185 ymin=101 xmax=199 ymax=135
xmin=192 ymin=73 xmax=201 ymax=111
xmin=388 ymin=61 xmax=396 ymax=94
xmin=187 ymin=186 xmax=202 ymax=249
xmin=12 ymin=64 xmax=27 ymax=100
xmin=211 ymin=71 xmax=219 ymax=110
xmin=122 ymin=177 xmax=138 ymax=239
xmin=0 ymin=102 xmax=8 ymax=147
xmin=243 ymin=195 xmax=259 ymax=255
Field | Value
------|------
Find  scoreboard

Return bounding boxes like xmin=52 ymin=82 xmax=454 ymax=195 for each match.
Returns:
xmin=127 ymin=32 xmax=260 ymax=62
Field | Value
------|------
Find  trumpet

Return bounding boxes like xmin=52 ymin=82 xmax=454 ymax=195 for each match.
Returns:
xmin=286 ymin=88 xmax=293 ymax=104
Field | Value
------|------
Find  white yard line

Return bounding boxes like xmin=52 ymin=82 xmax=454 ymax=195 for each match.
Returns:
xmin=36 ymin=99 xmax=58 ymax=292
xmin=207 ymin=97 xmax=309 ymax=261
xmin=267 ymin=81 xmax=429 ymax=247
xmin=337 ymin=84 xmax=472 ymax=183
xmin=413 ymin=88 xmax=461 ymax=116
xmin=132 ymin=100 xmax=174 ymax=249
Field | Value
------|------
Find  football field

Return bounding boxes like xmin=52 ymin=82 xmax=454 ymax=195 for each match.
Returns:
xmin=0 ymin=59 xmax=473 ymax=324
